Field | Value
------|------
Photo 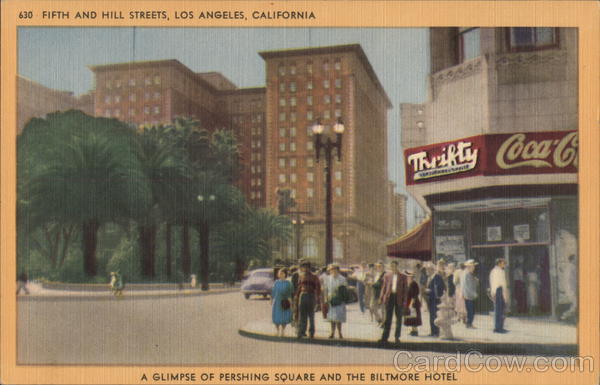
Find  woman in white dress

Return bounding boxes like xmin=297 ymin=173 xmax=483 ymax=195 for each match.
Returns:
xmin=324 ymin=263 xmax=348 ymax=339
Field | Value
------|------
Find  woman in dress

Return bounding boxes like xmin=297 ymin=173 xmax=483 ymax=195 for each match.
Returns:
xmin=403 ymin=270 xmax=422 ymax=336
xmin=324 ymin=263 xmax=348 ymax=339
xmin=271 ymin=268 xmax=293 ymax=336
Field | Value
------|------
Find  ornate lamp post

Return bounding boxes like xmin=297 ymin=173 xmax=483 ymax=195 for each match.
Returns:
xmin=312 ymin=118 xmax=345 ymax=266
xmin=197 ymin=193 xmax=215 ymax=291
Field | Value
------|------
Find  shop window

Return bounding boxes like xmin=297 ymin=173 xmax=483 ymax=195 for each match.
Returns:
xmin=459 ymin=28 xmax=481 ymax=63
xmin=508 ymin=27 xmax=558 ymax=52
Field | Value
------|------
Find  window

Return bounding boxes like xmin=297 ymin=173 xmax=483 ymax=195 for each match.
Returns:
xmin=251 ymin=166 xmax=256 ymax=174
xmin=257 ymin=179 xmax=262 ymax=186
xmin=279 ymin=174 xmax=286 ymax=183
xmin=307 ymin=81 xmax=313 ymax=90
xmin=335 ymin=187 xmax=343 ymax=196
xmin=307 ymin=157 xmax=314 ymax=167
xmin=129 ymin=93 xmax=136 ymax=102
xmin=251 ymin=192 xmax=256 ymax=199
xmin=307 ymin=111 xmax=313 ymax=120
xmin=145 ymin=77 xmax=152 ymax=85
xmin=307 ymin=126 xmax=313 ymax=136
xmin=278 ymin=64 xmax=285 ymax=76
xmin=335 ymin=79 xmax=342 ymax=89
xmin=279 ymin=97 xmax=286 ymax=107
xmin=257 ymin=140 xmax=262 ymax=148
xmin=129 ymin=78 xmax=136 ymax=87
xmin=333 ymin=238 xmax=343 ymax=260
xmin=290 ymin=82 xmax=296 ymax=92
xmin=279 ymin=83 xmax=286 ymax=92
xmin=279 ymin=128 xmax=286 ymax=138
xmin=106 ymin=80 xmax=112 ymax=90
xmin=323 ymin=80 xmax=330 ymax=89
xmin=289 ymin=158 xmax=297 ymax=167
xmin=290 ymin=142 xmax=296 ymax=152
xmin=115 ymin=79 xmax=122 ymax=88
xmin=307 ymin=188 xmax=314 ymax=198
xmin=154 ymin=91 xmax=161 ymax=99
xmin=290 ymin=189 xmax=296 ymax=199
xmin=290 ymin=112 xmax=296 ymax=122
xmin=335 ymin=109 xmax=342 ymax=118
xmin=323 ymin=60 xmax=329 ymax=71
xmin=307 ymin=61 xmax=313 ymax=74
xmin=303 ymin=237 xmax=317 ymax=259
xmin=290 ymin=97 xmax=297 ymax=107
xmin=279 ymin=158 xmax=286 ymax=168
xmin=459 ymin=28 xmax=481 ymax=62
xmin=290 ymin=64 xmax=296 ymax=75
xmin=153 ymin=106 xmax=160 ymax=115
xmin=290 ymin=127 xmax=297 ymax=137
xmin=291 ymin=173 xmax=297 ymax=183
xmin=335 ymin=171 xmax=342 ymax=180
xmin=279 ymin=112 xmax=286 ymax=122
xmin=279 ymin=143 xmax=286 ymax=152
xmin=144 ymin=106 xmax=150 ymax=115
xmin=508 ymin=27 xmax=558 ymax=51
xmin=115 ymin=95 xmax=121 ymax=103
xmin=153 ymin=75 xmax=161 ymax=85
xmin=257 ymin=191 xmax=261 ymax=199
xmin=334 ymin=59 xmax=341 ymax=70
xmin=335 ymin=94 xmax=342 ymax=104
xmin=104 ymin=95 xmax=112 ymax=104
xmin=307 ymin=172 xmax=314 ymax=182
xmin=323 ymin=110 xmax=331 ymax=119
xmin=307 ymin=95 xmax=313 ymax=105
xmin=307 ymin=141 xmax=314 ymax=150
xmin=251 ymin=179 xmax=256 ymax=187
xmin=251 ymin=141 xmax=256 ymax=149
xmin=324 ymin=95 xmax=331 ymax=104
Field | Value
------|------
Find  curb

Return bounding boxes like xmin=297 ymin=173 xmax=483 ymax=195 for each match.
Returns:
xmin=238 ymin=328 xmax=578 ymax=357
xmin=17 ymin=288 xmax=239 ymax=302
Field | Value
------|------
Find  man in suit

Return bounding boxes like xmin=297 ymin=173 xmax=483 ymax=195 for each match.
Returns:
xmin=294 ymin=260 xmax=321 ymax=339
xmin=426 ymin=260 xmax=446 ymax=336
xmin=378 ymin=260 xmax=408 ymax=344
xmin=489 ymin=258 xmax=509 ymax=333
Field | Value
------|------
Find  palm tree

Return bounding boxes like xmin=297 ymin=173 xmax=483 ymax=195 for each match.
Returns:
xmin=134 ymin=124 xmax=188 ymax=278
xmin=18 ymin=110 xmax=149 ymax=277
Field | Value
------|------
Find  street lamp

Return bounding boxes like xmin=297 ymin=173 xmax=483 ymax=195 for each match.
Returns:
xmin=312 ymin=117 xmax=345 ymax=266
xmin=291 ymin=215 xmax=305 ymax=262
xmin=196 ymin=193 xmax=216 ymax=291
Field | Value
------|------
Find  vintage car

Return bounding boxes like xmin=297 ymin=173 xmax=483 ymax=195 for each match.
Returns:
xmin=240 ymin=268 xmax=274 ymax=299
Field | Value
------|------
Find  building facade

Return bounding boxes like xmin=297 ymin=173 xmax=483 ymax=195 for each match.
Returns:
xmin=260 ymin=45 xmax=393 ymax=264
xmin=401 ymin=27 xmax=578 ymax=318
xmin=17 ymin=76 xmax=94 ymax=134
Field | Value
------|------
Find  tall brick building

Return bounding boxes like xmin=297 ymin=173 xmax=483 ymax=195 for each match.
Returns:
xmin=260 ymin=45 xmax=392 ymax=263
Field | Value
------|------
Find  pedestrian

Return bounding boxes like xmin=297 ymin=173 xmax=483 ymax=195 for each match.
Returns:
xmin=490 ymin=258 xmax=509 ymax=333
xmin=446 ymin=263 xmax=456 ymax=298
xmin=293 ymin=260 xmax=321 ymax=339
xmin=420 ymin=262 xmax=433 ymax=313
xmin=271 ymin=268 xmax=293 ymax=337
xmin=110 ymin=271 xmax=124 ymax=297
xmin=370 ymin=262 xmax=385 ymax=325
xmin=16 ymin=272 xmax=29 ymax=295
xmin=363 ymin=263 xmax=374 ymax=313
xmin=526 ymin=265 xmax=541 ymax=314
xmin=561 ymin=254 xmax=577 ymax=320
xmin=454 ymin=262 xmax=467 ymax=323
xmin=378 ymin=260 xmax=408 ymax=344
xmin=323 ymin=263 xmax=348 ymax=339
xmin=512 ymin=259 xmax=527 ymax=314
xmin=462 ymin=259 xmax=479 ymax=328
xmin=403 ymin=270 xmax=422 ymax=336
xmin=352 ymin=265 xmax=366 ymax=313
xmin=426 ymin=260 xmax=446 ymax=337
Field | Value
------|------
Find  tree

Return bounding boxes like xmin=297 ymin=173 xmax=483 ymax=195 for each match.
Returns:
xmin=18 ymin=110 xmax=149 ymax=277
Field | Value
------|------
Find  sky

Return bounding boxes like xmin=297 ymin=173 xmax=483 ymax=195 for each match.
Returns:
xmin=18 ymin=27 xmax=429 ymax=229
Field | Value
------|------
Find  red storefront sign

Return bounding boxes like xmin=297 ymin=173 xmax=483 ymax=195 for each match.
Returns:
xmin=405 ymin=131 xmax=578 ymax=185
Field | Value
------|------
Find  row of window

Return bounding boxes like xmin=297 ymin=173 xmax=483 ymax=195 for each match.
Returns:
xmin=250 ymin=191 xmax=262 ymax=200
xmin=106 ymin=75 xmax=161 ymax=90
xmin=280 ymin=94 xmax=343 ymax=107
xmin=250 ymin=178 xmax=262 ymax=187
xmin=250 ymin=140 xmax=262 ymax=149
xmin=278 ymin=157 xmax=314 ymax=168
xmin=279 ymin=109 xmax=342 ymax=122
xmin=278 ymin=58 xmax=342 ymax=76
xmin=276 ymin=186 xmax=342 ymax=199
xmin=250 ymin=165 xmax=262 ymax=174
xmin=277 ymin=170 xmax=342 ymax=183
xmin=104 ymin=105 xmax=161 ymax=118
xmin=231 ymin=113 xmax=263 ymax=124
xmin=277 ymin=141 xmax=315 ymax=152
xmin=104 ymin=91 xmax=161 ymax=105
xmin=279 ymin=78 xmax=343 ymax=93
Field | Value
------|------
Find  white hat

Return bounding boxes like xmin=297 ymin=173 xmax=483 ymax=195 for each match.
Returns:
xmin=464 ymin=259 xmax=479 ymax=266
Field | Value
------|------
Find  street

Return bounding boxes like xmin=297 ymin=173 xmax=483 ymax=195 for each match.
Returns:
xmin=18 ymin=291 xmax=404 ymax=365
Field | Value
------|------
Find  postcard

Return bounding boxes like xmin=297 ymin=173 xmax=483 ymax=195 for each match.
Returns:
xmin=1 ymin=1 xmax=598 ymax=385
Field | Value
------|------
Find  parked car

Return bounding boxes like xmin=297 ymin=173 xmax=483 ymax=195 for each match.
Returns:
xmin=241 ymin=268 xmax=274 ymax=299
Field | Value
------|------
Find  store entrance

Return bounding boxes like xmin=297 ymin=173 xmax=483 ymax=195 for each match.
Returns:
xmin=508 ymin=245 xmax=551 ymax=315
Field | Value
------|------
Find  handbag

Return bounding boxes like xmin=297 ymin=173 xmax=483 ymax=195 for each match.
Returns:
xmin=281 ymin=298 xmax=291 ymax=310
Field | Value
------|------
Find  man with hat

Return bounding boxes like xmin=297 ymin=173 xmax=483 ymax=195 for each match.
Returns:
xmin=294 ymin=260 xmax=322 ymax=338
xmin=489 ymin=258 xmax=509 ymax=333
xmin=462 ymin=259 xmax=479 ymax=328
xmin=426 ymin=259 xmax=446 ymax=337
xmin=378 ymin=260 xmax=408 ymax=344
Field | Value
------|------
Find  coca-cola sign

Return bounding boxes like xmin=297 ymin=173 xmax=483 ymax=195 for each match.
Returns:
xmin=405 ymin=131 xmax=577 ymax=185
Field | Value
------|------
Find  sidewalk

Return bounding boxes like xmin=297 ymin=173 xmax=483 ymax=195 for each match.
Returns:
xmin=17 ymin=281 xmax=239 ymax=300
xmin=239 ymin=303 xmax=577 ymax=356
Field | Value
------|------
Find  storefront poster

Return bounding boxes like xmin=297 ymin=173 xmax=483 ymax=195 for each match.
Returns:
xmin=514 ymin=224 xmax=531 ymax=242
xmin=487 ymin=226 xmax=502 ymax=242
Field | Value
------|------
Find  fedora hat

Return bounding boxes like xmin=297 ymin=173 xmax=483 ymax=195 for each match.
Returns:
xmin=464 ymin=259 xmax=479 ymax=266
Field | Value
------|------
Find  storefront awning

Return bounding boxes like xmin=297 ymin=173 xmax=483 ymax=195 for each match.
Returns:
xmin=386 ymin=217 xmax=432 ymax=260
